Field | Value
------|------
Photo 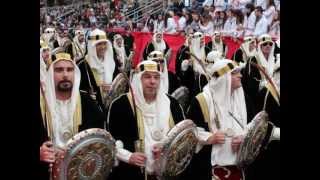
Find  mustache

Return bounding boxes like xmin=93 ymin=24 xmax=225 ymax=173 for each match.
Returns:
xmin=59 ymin=80 xmax=72 ymax=84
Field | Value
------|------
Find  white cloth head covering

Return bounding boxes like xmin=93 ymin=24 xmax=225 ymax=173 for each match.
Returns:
xmin=73 ymin=30 xmax=86 ymax=57
xmin=113 ymin=34 xmax=127 ymax=69
xmin=256 ymin=34 xmax=276 ymax=89
xmin=131 ymin=60 xmax=171 ymax=173
xmin=190 ymin=32 xmax=206 ymax=74
xmin=211 ymin=31 xmax=224 ymax=55
xmin=205 ymin=50 xmax=223 ymax=74
xmin=152 ymin=31 xmax=166 ymax=53
xmin=202 ymin=59 xmax=247 ymax=166
xmin=40 ymin=46 xmax=51 ymax=87
xmin=45 ymin=53 xmax=81 ymax=148
xmin=87 ymin=29 xmax=115 ymax=84
xmin=206 ymin=50 xmax=223 ymax=64
xmin=147 ymin=50 xmax=169 ymax=93
xmin=240 ymin=36 xmax=257 ymax=58
xmin=42 ymin=27 xmax=56 ymax=45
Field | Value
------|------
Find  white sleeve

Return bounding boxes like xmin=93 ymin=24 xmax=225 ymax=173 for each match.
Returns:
xmin=181 ymin=60 xmax=190 ymax=71
xmin=196 ymin=127 xmax=213 ymax=144
xmin=195 ymin=127 xmax=213 ymax=153
xmin=115 ymin=140 xmax=133 ymax=164
xmin=271 ymin=127 xmax=280 ymax=141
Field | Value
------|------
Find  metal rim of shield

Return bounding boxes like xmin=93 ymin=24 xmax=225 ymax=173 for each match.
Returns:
xmin=157 ymin=119 xmax=198 ymax=178
xmin=52 ymin=128 xmax=116 ymax=180
xmin=236 ymin=111 xmax=274 ymax=168
xmin=104 ymin=73 xmax=128 ymax=109
xmin=171 ymin=86 xmax=190 ymax=111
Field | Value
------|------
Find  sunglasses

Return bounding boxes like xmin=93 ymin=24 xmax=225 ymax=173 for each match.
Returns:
xmin=262 ymin=42 xmax=273 ymax=47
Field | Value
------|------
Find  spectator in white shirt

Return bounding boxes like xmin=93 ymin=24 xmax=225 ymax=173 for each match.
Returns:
xmin=214 ymin=0 xmax=226 ymax=11
xmin=177 ymin=10 xmax=187 ymax=32
xmin=213 ymin=10 xmax=227 ymax=31
xmin=253 ymin=6 xmax=269 ymax=37
xmin=153 ymin=14 xmax=165 ymax=33
xmin=255 ymin=0 xmax=268 ymax=10
xmin=243 ymin=3 xmax=256 ymax=36
xmin=233 ymin=9 xmax=245 ymax=37
xmin=202 ymin=0 xmax=213 ymax=7
xmin=268 ymin=10 xmax=280 ymax=39
xmin=223 ymin=8 xmax=237 ymax=36
xmin=199 ymin=13 xmax=214 ymax=36
xmin=263 ymin=0 xmax=276 ymax=25
xmin=164 ymin=10 xmax=177 ymax=34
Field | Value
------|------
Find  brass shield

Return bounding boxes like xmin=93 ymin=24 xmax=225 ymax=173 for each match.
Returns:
xmin=52 ymin=128 xmax=116 ymax=180
xmin=156 ymin=120 xmax=198 ymax=179
xmin=236 ymin=111 xmax=274 ymax=168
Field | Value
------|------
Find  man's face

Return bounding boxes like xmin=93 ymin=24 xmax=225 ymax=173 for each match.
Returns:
xmin=116 ymin=38 xmax=123 ymax=47
xmin=214 ymin=35 xmax=221 ymax=42
xmin=54 ymin=60 xmax=75 ymax=92
xmin=249 ymin=41 xmax=256 ymax=51
xmin=78 ymin=34 xmax=84 ymax=43
xmin=255 ymin=10 xmax=261 ymax=17
xmin=96 ymin=41 xmax=107 ymax=59
xmin=260 ymin=41 xmax=273 ymax=55
xmin=141 ymin=71 xmax=160 ymax=98
xmin=156 ymin=34 xmax=162 ymax=43
xmin=42 ymin=49 xmax=50 ymax=62
xmin=231 ymin=68 xmax=242 ymax=91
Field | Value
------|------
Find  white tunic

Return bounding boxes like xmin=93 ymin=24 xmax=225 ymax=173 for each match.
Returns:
xmin=142 ymin=102 xmax=170 ymax=173
xmin=52 ymin=99 xmax=73 ymax=149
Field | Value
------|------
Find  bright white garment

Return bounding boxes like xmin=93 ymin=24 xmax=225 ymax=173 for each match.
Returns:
xmin=253 ymin=16 xmax=269 ymax=37
xmin=263 ymin=6 xmax=276 ymax=25
xmin=52 ymin=99 xmax=73 ymax=149
xmin=165 ymin=18 xmax=177 ymax=34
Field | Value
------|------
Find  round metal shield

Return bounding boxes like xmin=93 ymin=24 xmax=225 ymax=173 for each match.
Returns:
xmin=156 ymin=120 xmax=198 ymax=179
xmin=52 ymin=128 xmax=116 ymax=180
xmin=236 ymin=111 xmax=274 ymax=168
xmin=104 ymin=73 xmax=128 ymax=109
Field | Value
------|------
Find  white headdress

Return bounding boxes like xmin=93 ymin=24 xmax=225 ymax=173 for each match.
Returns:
xmin=87 ymin=29 xmax=115 ymax=84
xmin=45 ymin=53 xmax=81 ymax=148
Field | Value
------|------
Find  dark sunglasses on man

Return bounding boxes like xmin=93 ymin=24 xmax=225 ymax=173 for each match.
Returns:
xmin=262 ymin=42 xmax=273 ymax=47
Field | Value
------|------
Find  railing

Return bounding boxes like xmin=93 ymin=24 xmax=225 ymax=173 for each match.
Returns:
xmin=124 ymin=0 xmax=167 ymax=23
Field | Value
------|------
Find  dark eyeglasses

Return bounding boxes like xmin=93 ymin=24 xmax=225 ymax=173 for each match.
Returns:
xmin=149 ymin=53 xmax=163 ymax=59
xmin=262 ymin=42 xmax=273 ymax=47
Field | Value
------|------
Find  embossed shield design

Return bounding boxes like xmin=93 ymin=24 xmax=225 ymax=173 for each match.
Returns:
xmin=156 ymin=120 xmax=198 ymax=180
xmin=236 ymin=111 xmax=275 ymax=168
xmin=52 ymin=128 xmax=116 ymax=180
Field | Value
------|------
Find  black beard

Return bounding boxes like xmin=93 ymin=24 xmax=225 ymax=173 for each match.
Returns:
xmin=57 ymin=80 xmax=73 ymax=92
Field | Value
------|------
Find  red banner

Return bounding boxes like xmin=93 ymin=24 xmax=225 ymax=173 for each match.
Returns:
xmin=106 ymin=30 xmax=243 ymax=73
xmin=131 ymin=32 xmax=242 ymax=73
